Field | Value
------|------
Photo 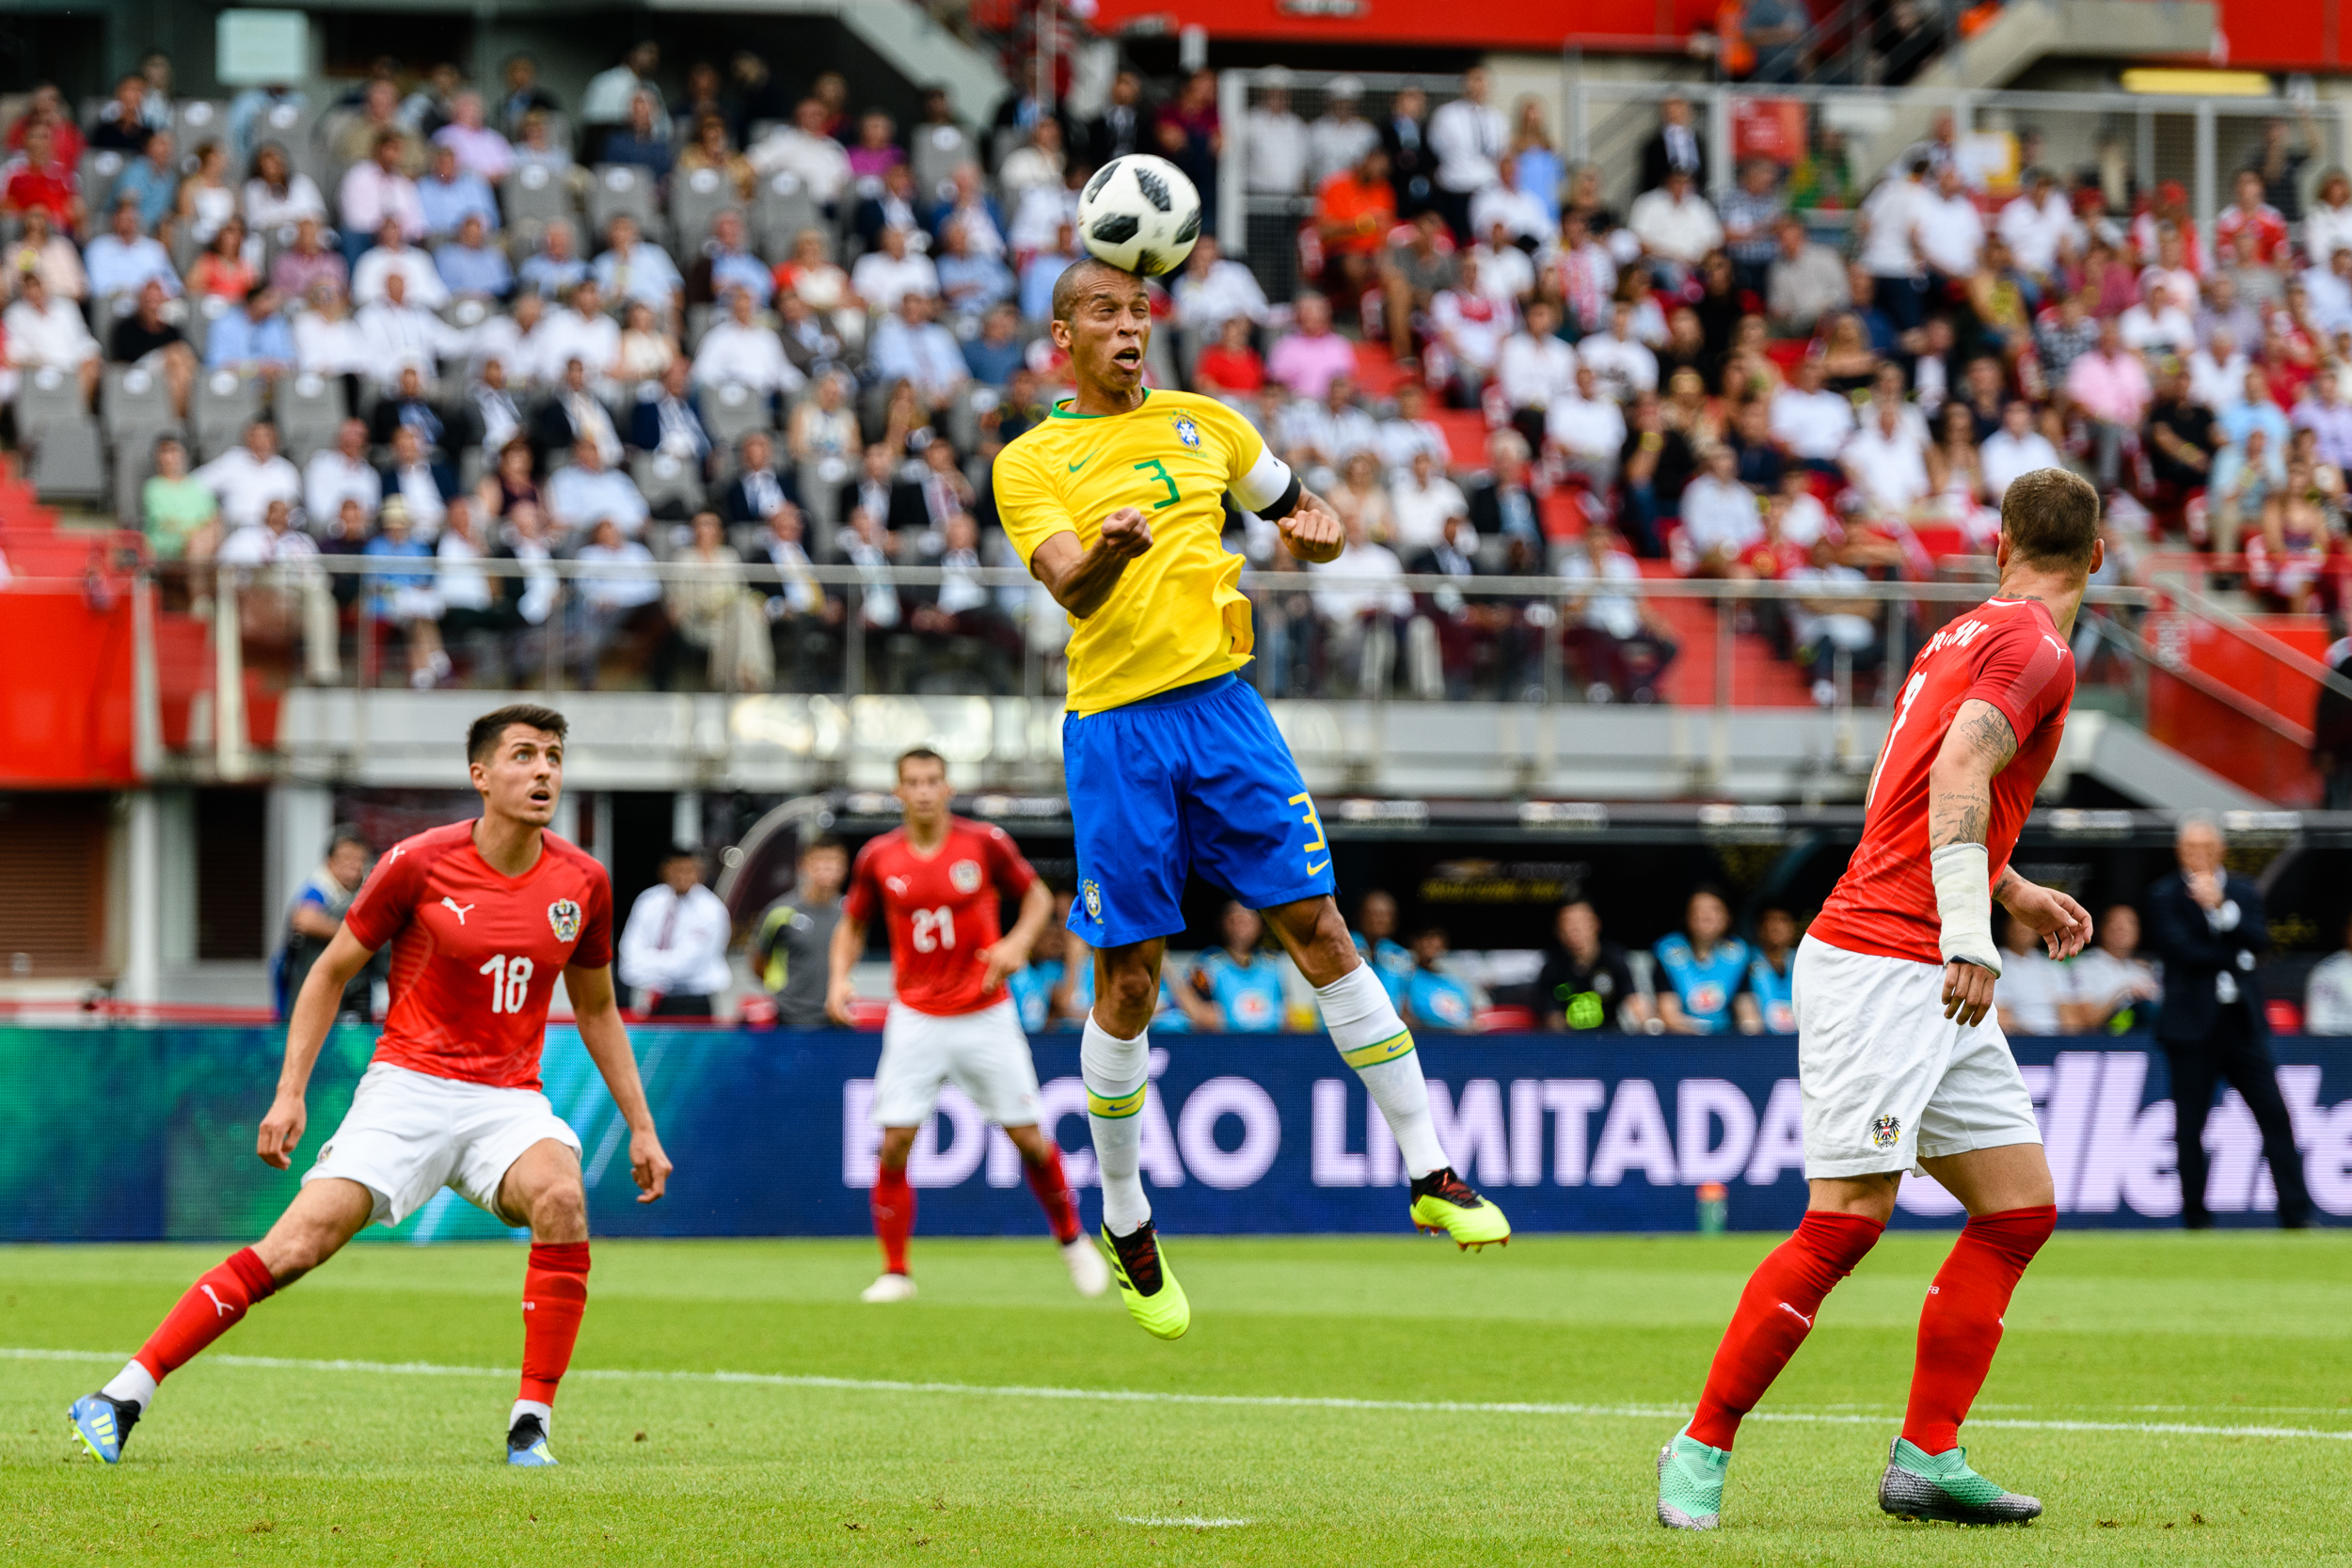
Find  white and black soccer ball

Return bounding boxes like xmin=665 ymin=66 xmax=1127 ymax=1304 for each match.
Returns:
xmin=1075 ymin=154 xmax=1202 ymax=277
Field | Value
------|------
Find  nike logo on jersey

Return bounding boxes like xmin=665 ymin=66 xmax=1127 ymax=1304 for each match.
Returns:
xmin=1066 ymin=451 xmax=1097 ymax=473
xmin=1307 ymin=861 xmax=1329 ymax=877
xmin=201 ymin=1284 xmax=233 ymax=1318
xmin=441 ymin=896 xmax=475 ymax=925
xmin=1776 ymin=1302 xmax=1813 ymax=1328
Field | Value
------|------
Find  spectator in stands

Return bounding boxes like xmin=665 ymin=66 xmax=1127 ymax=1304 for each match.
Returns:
xmin=839 ymin=442 xmax=925 ymax=535
xmin=678 ymin=114 xmax=757 ymax=207
xmin=90 ymin=72 xmax=155 ymax=152
xmin=541 ymin=280 xmax=624 ymax=390
xmin=1190 ymin=318 xmax=1266 ymax=405
xmin=1263 ymin=292 xmax=1355 ymax=400
xmin=0 ymin=120 xmax=79 ymax=230
xmin=1079 ymin=67 xmax=1149 ymax=175
xmin=2056 ymin=903 xmax=2161 ymax=1033
xmin=437 ymin=211 xmax=514 ymax=300
xmin=1981 ymin=396 xmax=2064 ymax=501
xmin=1677 ymin=444 xmax=1764 ymax=577
xmin=1995 ymin=167 xmax=2072 ymax=284
xmin=790 ymin=370 xmax=861 ymax=467
xmin=268 ymin=216 xmax=345 ymax=302
xmin=747 ymin=99 xmax=852 ymax=212
xmin=754 ymin=503 xmax=834 ymax=665
xmin=867 ymin=291 xmax=967 ymax=415
xmin=1638 ymin=93 xmax=1707 ymax=195
xmin=293 ymin=282 xmax=369 ymax=391
xmin=1718 ymin=158 xmax=1785 ymax=295
xmin=188 ymin=218 xmax=259 ymax=305
xmin=83 ymin=199 xmax=179 ymax=305
xmin=1495 ymin=297 xmax=1576 ymax=452
xmin=1561 ymin=524 xmax=1677 ymax=701
xmin=1577 ymin=296 xmax=1660 ymax=404
xmin=196 ymin=420 xmax=302 ymax=531
xmin=357 ymin=269 xmax=462 ymax=388
xmin=99 ymin=278 xmax=189 ymax=413
xmin=1428 ymin=254 xmax=1513 ymax=395
xmin=1766 ymin=353 xmax=1851 ymax=475
xmin=1311 ymin=510 xmax=1411 ymax=697
xmin=3 ymin=205 xmax=79 ymax=304
xmin=582 ymin=42 xmax=665 ymax=155
xmin=1734 ymin=905 xmax=1798 ymax=1034
xmin=1301 ymin=76 xmax=1375 ymax=191
xmin=511 ymin=109 xmax=572 ymax=178
xmin=305 ymin=418 xmax=381 ymax=526
xmin=1378 ymin=211 xmax=1458 ymax=362
xmin=1628 ymin=166 xmax=1724 ymax=285
xmin=1402 ymin=928 xmax=1481 ymax=1034
xmin=685 ymin=208 xmax=770 ymax=309
xmin=662 ymin=510 xmax=767 ymax=691
xmin=2304 ymin=912 xmax=2352 ymax=1034
xmin=1655 ymin=888 xmax=1750 ymax=1035
xmin=1765 ymin=214 xmax=1847 ymax=335
xmin=207 ymin=285 xmax=295 ymax=383
xmin=1315 ymin=145 xmax=1396 ymax=301
xmin=1991 ymin=907 xmax=2069 ymax=1037
xmin=1841 ymin=393 xmax=1931 ymax=519
xmin=433 ymin=90 xmax=514 ymax=182
xmin=593 ymin=214 xmax=683 ymax=318
xmin=113 ymin=130 xmax=181 ymax=238
xmin=934 ymin=220 xmax=1013 ymax=333
xmin=2065 ymin=315 xmax=2153 ymax=489
xmin=1458 ymin=427 xmax=1536 ymax=547
xmin=1390 ymin=447 xmax=1470 ymax=554
xmin=852 ymin=160 xmax=927 ymax=254
xmin=2291 ymin=365 xmax=2352 ymax=472
xmin=1543 ymin=361 xmax=1624 ymax=494
xmin=961 ymin=302 xmax=1025 ymax=388
xmin=379 ymin=422 xmax=455 ymax=538
xmin=1242 ymin=68 xmax=1308 ymax=198
xmin=518 ymin=218 xmax=589 ymax=298
xmin=354 ymin=214 xmax=449 ymax=309
xmin=360 ymin=498 xmax=446 ymax=687
xmin=1375 ymin=379 xmax=1449 ymax=470
xmin=566 ymin=512 xmax=664 ymax=677
xmin=418 ymin=140 xmax=497 ymax=241
xmin=1856 ymin=158 xmax=1928 ymax=334
xmin=1535 ymin=899 xmax=1649 ymax=1032
xmin=930 ymin=162 xmax=1006 ymax=262
xmin=142 ymin=436 xmax=221 ymax=563
xmin=548 ymin=436 xmax=650 ymax=540
xmin=243 ymin=143 xmax=327 ymax=240
xmin=339 ymin=131 xmax=426 ymax=264
xmin=850 ymin=224 xmax=938 ymax=318
xmin=1169 ymin=902 xmax=1287 ymax=1033
xmin=1428 ymin=65 xmax=1505 ymax=241
xmin=622 ymin=357 xmax=707 ymax=471
xmin=713 ymin=430 xmax=788 ymax=530
xmin=1614 ymin=389 xmax=1693 ymax=556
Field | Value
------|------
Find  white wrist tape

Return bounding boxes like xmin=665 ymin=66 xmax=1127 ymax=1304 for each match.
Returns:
xmin=1931 ymin=842 xmax=2003 ymax=976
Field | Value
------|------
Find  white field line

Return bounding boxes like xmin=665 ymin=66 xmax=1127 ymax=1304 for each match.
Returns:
xmin=10 ymin=1347 xmax=2351 ymax=1445
xmin=1118 ymin=1516 xmax=1252 ymax=1527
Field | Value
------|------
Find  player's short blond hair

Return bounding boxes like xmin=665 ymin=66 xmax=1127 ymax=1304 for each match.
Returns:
xmin=2000 ymin=468 xmax=2101 ymax=569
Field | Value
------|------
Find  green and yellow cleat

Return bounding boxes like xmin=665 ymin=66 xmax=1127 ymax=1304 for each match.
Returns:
xmin=1878 ymin=1438 xmax=2042 ymax=1525
xmin=1408 ymin=1166 xmax=1511 ymax=1249
xmin=1101 ymin=1219 xmax=1190 ymax=1340
xmin=1657 ymin=1430 xmax=1729 ymax=1529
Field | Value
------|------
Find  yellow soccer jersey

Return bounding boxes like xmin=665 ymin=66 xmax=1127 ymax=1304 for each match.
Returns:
xmin=994 ymin=389 xmax=1296 ymax=713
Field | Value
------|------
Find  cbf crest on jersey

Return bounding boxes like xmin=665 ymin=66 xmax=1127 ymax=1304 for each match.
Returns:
xmin=950 ymin=858 xmax=983 ymax=894
xmin=1083 ymin=879 xmax=1104 ymax=922
xmin=1170 ymin=414 xmax=1201 ymax=449
xmin=547 ymin=898 xmax=583 ymax=942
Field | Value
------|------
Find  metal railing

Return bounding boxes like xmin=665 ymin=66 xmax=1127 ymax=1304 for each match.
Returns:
xmin=71 ymin=551 xmax=2201 ymax=785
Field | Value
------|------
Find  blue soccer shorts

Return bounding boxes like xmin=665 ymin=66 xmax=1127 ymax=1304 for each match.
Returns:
xmin=1062 ymin=672 xmax=1339 ymax=947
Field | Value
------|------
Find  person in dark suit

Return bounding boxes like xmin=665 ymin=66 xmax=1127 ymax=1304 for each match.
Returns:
xmin=1638 ymin=94 xmax=1708 ymax=196
xmin=2144 ymin=815 xmax=2313 ymax=1228
xmin=1381 ymin=83 xmax=1437 ymax=222
xmin=836 ymin=442 xmax=928 ymax=536
xmin=628 ymin=359 xmax=713 ymax=470
xmin=1082 ymin=70 xmax=1150 ymax=170
xmin=368 ymin=364 xmax=450 ymax=450
xmin=719 ymin=431 xmax=799 ymax=529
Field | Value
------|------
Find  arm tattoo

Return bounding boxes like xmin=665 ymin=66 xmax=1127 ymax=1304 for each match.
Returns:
xmin=1928 ymin=701 xmax=2020 ymax=851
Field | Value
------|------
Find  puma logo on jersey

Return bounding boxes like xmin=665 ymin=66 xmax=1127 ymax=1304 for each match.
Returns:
xmin=885 ymin=876 xmax=910 ymax=895
xmin=200 ymin=1284 xmax=234 ymax=1318
xmin=1776 ymin=1302 xmax=1813 ymax=1328
xmin=385 ymin=844 xmax=406 ymax=863
xmin=441 ymin=896 xmax=475 ymax=925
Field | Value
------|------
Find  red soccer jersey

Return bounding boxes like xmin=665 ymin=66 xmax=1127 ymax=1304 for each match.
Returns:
xmin=1810 ymin=596 xmax=2076 ymax=966
xmin=843 ymin=817 xmax=1040 ymax=1016
xmin=342 ymin=821 xmax=614 ymax=1089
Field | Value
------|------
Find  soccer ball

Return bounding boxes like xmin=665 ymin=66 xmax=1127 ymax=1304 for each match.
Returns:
xmin=1075 ymin=154 xmax=1203 ymax=277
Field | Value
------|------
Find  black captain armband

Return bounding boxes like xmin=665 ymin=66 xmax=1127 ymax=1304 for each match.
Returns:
xmin=1262 ymin=473 xmax=1305 ymax=520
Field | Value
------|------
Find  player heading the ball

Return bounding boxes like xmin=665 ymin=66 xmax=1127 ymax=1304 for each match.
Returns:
xmin=991 ymin=257 xmax=1508 ymax=1344
xmin=69 ymin=705 xmax=673 ymax=1469
xmin=826 ymin=747 xmax=1110 ymax=1303
xmin=1658 ymin=469 xmax=2103 ymax=1531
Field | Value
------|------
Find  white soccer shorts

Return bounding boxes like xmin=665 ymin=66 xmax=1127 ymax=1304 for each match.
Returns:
xmin=1792 ymin=934 xmax=2042 ymax=1180
xmin=303 ymin=1062 xmax=581 ymax=1227
xmin=869 ymin=997 xmax=1042 ymax=1128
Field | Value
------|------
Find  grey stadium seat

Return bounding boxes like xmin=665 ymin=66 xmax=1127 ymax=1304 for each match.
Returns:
xmin=274 ymin=371 xmax=348 ymax=464
xmin=501 ymin=164 xmax=575 ymax=247
xmin=248 ymin=99 xmax=321 ymax=181
xmin=103 ymin=363 xmax=180 ymax=451
xmin=631 ymin=451 xmax=706 ymax=515
xmin=183 ymin=292 xmax=237 ymax=362
xmin=193 ymin=369 xmax=265 ymax=462
xmin=79 ymin=149 xmax=129 ymax=217
xmin=671 ymin=166 xmax=737 ymax=253
xmin=700 ymin=381 xmax=771 ymax=451
xmin=753 ymin=172 xmax=822 ymax=264
xmin=13 ymin=365 xmax=87 ymax=445
xmin=586 ymin=165 xmax=660 ymax=242
xmin=30 ymin=418 xmax=107 ymax=502
xmin=171 ymin=99 xmax=230 ymax=143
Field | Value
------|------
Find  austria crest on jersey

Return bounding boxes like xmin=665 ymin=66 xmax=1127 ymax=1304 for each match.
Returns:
xmin=951 ymin=858 xmax=983 ymax=894
xmin=547 ymin=898 xmax=583 ymax=942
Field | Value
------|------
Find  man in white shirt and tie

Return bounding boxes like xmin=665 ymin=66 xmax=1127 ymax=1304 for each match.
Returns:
xmin=304 ymin=419 xmax=382 ymax=525
xmin=194 ymin=420 xmax=303 ymax=531
xmin=617 ymin=845 xmax=736 ymax=1017
xmin=1426 ymin=65 xmax=1505 ymax=243
xmin=691 ymin=286 xmax=802 ymax=400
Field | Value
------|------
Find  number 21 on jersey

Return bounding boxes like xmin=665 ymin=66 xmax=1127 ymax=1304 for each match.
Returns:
xmin=480 ymin=953 xmax=534 ymax=1013
xmin=911 ymin=907 xmax=957 ymax=953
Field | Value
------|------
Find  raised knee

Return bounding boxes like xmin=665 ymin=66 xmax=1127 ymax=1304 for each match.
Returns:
xmin=532 ymin=1182 xmax=588 ymax=1240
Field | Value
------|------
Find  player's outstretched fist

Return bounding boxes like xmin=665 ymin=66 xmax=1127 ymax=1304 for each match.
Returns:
xmin=631 ymin=1126 xmax=673 ymax=1203
xmin=1279 ymin=497 xmax=1345 ymax=564
xmin=256 ymin=1090 xmax=308 ymax=1170
xmin=1099 ymin=506 xmax=1153 ymax=559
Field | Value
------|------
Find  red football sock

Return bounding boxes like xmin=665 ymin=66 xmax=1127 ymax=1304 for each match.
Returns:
xmin=1901 ymin=1205 xmax=2056 ymax=1454
xmin=872 ymin=1165 xmax=914 ymax=1275
xmin=1023 ymin=1144 xmax=1082 ymax=1244
xmin=1689 ymin=1210 xmax=1883 ymax=1451
xmin=518 ymin=1241 xmax=591 ymax=1407
xmin=135 ymin=1247 xmax=278 ymax=1382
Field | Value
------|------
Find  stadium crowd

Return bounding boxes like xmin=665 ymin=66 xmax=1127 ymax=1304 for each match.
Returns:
xmin=4 ymin=56 xmax=2348 ymax=705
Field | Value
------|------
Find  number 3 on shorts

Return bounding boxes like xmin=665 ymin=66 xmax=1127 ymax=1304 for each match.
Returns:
xmin=1288 ymin=791 xmax=1329 ymax=876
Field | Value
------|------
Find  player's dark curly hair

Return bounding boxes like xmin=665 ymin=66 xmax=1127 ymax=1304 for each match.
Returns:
xmin=466 ymin=704 xmax=568 ymax=763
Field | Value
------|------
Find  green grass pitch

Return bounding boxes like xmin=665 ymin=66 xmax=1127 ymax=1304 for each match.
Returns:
xmin=3 ymin=1230 xmax=2349 ymax=1564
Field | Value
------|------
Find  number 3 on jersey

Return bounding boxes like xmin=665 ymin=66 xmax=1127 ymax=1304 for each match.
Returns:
xmin=480 ymin=953 xmax=534 ymax=1013
xmin=911 ymin=906 xmax=957 ymax=953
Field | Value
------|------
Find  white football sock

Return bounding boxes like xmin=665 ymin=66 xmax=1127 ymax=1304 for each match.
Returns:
xmin=510 ymin=1398 xmax=551 ymax=1433
xmin=102 ymin=1359 xmax=158 ymax=1413
xmin=1082 ymin=1012 xmax=1152 ymax=1236
xmin=1317 ymin=963 xmax=1448 ymax=1179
